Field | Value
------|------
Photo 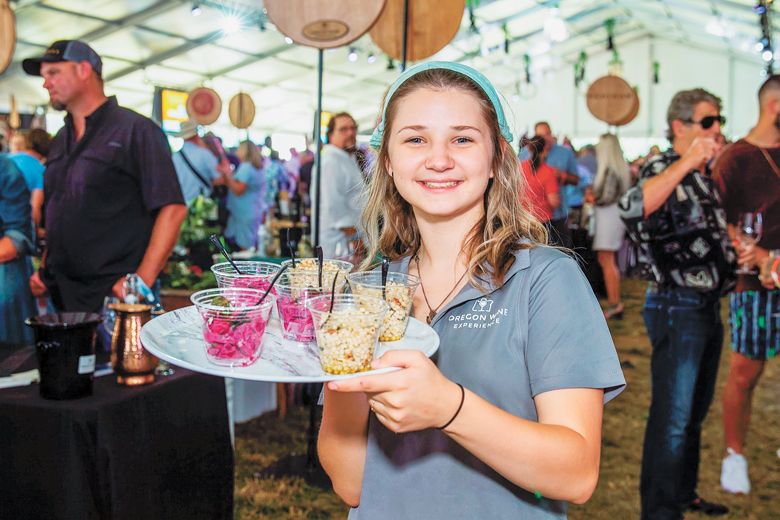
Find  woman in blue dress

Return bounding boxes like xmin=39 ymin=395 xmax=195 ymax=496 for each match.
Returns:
xmin=0 ymin=156 xmax=36 ymax=344
xmin=224 ymin=141 xmax=265 ymax=251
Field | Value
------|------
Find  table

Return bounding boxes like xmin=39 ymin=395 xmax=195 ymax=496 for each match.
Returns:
xmin=0 ymin=348 xmax=234 ymax=520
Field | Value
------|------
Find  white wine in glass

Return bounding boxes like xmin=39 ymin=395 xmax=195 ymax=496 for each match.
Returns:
xmin=736 ymin=212 xmax=763 ymax=275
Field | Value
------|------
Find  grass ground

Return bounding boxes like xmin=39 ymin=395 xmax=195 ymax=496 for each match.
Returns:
xmin=234 ymin=278 xmax=780 ymax=519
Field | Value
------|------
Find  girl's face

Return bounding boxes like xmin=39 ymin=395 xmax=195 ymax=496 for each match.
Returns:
xmin=386 ymin=87 xmax=494 ymax=223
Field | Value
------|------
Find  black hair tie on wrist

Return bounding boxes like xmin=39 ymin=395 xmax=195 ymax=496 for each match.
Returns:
xmin=438 ymin=383 xmax=465 ymax=431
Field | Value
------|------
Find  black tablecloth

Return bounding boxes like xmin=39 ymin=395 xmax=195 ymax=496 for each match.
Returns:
xmin=0 ymin=346 xmax=233 ymax=519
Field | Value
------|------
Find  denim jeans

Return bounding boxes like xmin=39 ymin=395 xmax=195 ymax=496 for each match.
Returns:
xmin=639 ymin=287 xmax=723 ymax=520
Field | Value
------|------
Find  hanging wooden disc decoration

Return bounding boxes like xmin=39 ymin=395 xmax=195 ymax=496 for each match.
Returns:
xmin=186 ymin=87 xmax=222 ymax=125
xmin=614 ymin=89 xmax=640 ymax=126
xmin=228 ymin=93 xmax=255 ymax=129
xmin=0 ymin=0 xmax=16 ymax=75
xmin=369 ymin=0 xmax=465 ymax=62
xmin=586 ymin=75 xmax=639 ymax=126
xmin=264 ymin=0 xmax=386 ymax=49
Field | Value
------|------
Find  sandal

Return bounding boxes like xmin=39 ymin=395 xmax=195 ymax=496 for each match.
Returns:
xmin=603 ymin=303 xmax=624 ymax=320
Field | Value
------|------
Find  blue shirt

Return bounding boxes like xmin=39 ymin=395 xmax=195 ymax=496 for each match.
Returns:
xmin=225 ymin=162 xmax=265 ymax=250
xmin=520 ymin=144 xmax=578 ymax=218
xmin=7 ymin=152 xmax=44 ymax=192
xmin=173 ymin=141 xmax=219 ymax=206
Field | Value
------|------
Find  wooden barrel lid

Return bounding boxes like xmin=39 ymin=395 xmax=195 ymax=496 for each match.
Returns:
xmin=186 ymin=87 xmax=222 ymax=125
xmin=0 ymin=0 xmax=15 ymax=75
xmin=228 ymin=93 xmax=256 ymax=129
xmin=614 ymin=89 xmax=640 ymax=126
xmin=264 ymin=0 xmax=385 ymax=49
xmin=369 ymin=0 xmax=465 ymax=62
xmin=586 ymin=76 xmax=637 ymax=126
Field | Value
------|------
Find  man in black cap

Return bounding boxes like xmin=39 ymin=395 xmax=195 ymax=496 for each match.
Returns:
xmin=24 ymin=40 xmax=187 ymax=312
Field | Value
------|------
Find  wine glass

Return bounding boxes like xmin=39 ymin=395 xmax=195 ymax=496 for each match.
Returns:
xmin=736 ymin=212 xmax=763 ymax=274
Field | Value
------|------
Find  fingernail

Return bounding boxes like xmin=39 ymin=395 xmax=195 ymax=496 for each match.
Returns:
xmin=328 ymin=382 xmax=339 ymax=390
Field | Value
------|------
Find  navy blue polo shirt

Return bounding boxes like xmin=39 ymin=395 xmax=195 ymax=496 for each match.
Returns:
xmin=44 ymin=96 xmax=184 ymax=311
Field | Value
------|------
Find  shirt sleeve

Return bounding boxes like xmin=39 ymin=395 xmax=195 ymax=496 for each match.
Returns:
xmin=234 ymin=162 xmax=252 ymax=184
xmin=0 ymin=158 xmax=34 ymax=256
xmin=618 ymin=157 xmax=667 ymax=243
xmin=565 ymin=149 xmax=578 ymax=175
xmin=525 ymin=253 xmax=626 ymax=403
xmin=712 ymin=146 xmax=742 ymax=225
xmin=133 ymin=119 xmax=185 ymax=212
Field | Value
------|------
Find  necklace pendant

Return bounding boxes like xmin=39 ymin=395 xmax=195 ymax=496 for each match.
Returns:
xmin=426 ymin=311 xmax=434 ymax=325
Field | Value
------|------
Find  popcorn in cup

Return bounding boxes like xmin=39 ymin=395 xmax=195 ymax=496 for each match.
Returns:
xmin=306 ymin=294 xmax=388 ymax=375
xmin=275 ymin=271 xmax=347 ymax=342
xmin=280 ymin=258 xmax=353 ymax=290
xmin=191 ymin=288 xmax=275 ymax=367
xmin=347 ymin=271 xmax=420 ymax=341
xmin=211 ymin=261 xmax=281 ymax=292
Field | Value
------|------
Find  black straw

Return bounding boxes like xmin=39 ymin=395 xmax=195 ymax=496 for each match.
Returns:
xmin=210 ymin=234 xmax=244 ymax=275
xmin=315 ymin=245 xmax=324 ymax=288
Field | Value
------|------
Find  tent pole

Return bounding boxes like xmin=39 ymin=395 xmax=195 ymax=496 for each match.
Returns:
xmin=313 ymin=48 xmax=324 ymax=248
xmin=401 ymin=0 xmax=409 ymax=71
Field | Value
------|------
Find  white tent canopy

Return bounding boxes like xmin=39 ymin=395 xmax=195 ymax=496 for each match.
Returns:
xmin=0 ymin=0 xmax=771 ymax=152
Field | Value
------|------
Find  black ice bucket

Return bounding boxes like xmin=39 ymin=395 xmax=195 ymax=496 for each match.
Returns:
xmin=25 ymin=313 xmax=103 ymax=400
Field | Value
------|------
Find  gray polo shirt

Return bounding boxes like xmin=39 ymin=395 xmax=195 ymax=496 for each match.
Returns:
xmin=348 ymin=245 xmax=626 ymax=519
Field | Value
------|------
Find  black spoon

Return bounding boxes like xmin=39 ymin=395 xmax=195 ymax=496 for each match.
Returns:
xmin=315 ymin=245 xmax=324 ymax=288
xmin=381 ymin=256 xmax=390 ymax=300
xmin=210 ymin=234 xmax=244 ymax=275
xmin=322 ymin=270 xmax=342 ymax=327
xmin=286 ymin=229 xmax=297 ymax=269
xmin=258 ymin=263 xmax=290 ymax=304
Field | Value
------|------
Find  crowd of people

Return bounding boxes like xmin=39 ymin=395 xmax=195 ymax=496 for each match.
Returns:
xmin=1 ymin=38 xmax=780 ymax=520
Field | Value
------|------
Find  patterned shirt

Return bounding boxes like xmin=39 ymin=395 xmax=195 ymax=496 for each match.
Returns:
xmin=618 ymin=149 xmax=736 ymax=294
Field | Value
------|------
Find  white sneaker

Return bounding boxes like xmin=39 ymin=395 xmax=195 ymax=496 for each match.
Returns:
xmin=721 ymin=448 xmax=751 ymax=494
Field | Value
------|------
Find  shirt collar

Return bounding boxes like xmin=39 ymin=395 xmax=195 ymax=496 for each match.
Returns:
xmin=394 ymin=245 xmax=533 ymax=326
xmin=64 ymin=96 xmax=117 ymax=142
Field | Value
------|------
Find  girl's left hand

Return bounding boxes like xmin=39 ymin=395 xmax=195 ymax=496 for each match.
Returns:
xmin=327 ymin=350 xmax=461 ymax=434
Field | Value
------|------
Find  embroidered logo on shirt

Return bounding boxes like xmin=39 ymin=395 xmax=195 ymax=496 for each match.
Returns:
xmin=471 ymin=298 xmax=493 ymax=312
xmin=448 ymin=304 xmax=508 ymax=329
xmin=107 ymin=141 xmax=123 ymax=148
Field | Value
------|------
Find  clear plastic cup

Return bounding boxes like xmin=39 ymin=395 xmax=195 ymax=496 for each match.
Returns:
xmin=190 ymin=288 xmax=275 ymax=367
xmin=306 ymin=294 xmax=388 ymax=375
xmin=211 ymin=261 xmax=281 ymax=292
xmin=275 ymin=271 xmax=347 ymax=342
xmin=280 ymin=258 xmax=353 ymax=290
xmin=347 ymin=271 xmax=420 ymax=341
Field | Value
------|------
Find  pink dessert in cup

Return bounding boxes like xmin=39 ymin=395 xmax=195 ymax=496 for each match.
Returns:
xmin=191 ymin=288 xmax=275 ymax=367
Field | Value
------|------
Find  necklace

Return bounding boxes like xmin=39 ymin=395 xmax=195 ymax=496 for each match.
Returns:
xmin=415 ymin=255 xmax=469 ymax=324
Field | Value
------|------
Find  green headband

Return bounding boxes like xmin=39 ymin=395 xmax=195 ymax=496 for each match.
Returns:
xmin=369 ymin=61 xmax=513 ymax=150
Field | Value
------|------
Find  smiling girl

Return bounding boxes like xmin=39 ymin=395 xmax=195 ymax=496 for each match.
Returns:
xmin=317 ymin=62 xmax=625 ymax=519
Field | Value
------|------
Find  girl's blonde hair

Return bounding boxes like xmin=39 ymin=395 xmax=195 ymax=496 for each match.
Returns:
xmin=238 ymin=140 xmax=262 ymax=169
xmin=594 ymin=133 xmax=631 ymax=195
xmin=360 ymin=68 xmax=547 ymax=288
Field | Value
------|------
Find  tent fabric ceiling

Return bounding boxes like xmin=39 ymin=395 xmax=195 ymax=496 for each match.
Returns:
xmin=0 ymin=0 xmax=768 ymax=135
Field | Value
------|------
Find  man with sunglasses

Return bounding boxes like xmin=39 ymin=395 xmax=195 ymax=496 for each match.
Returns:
xmin=620 ymin=88 xmax=736 ymax=519
xmin=713 ymin=75 xmax=780 ymax=496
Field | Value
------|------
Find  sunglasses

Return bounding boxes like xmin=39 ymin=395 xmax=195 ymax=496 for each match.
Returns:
xmin=683 ymin=115 xmax=726 ymax=129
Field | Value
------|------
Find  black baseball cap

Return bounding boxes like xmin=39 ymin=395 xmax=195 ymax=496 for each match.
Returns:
xmin=22 ymin=40 xmax=103 ymax=76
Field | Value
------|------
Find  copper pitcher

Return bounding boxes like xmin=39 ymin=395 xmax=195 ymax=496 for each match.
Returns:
xmin=109 ymin=303 xmax=157 ymax=386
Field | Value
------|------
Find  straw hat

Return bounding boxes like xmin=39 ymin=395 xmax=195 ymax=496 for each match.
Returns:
xmin=186 ymin=87 xmax=222 ymax=125
xmin=228 ymin=93 xmax=255 ymax=129
xmin=174 ymin=119 xmax=199 ymax=140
